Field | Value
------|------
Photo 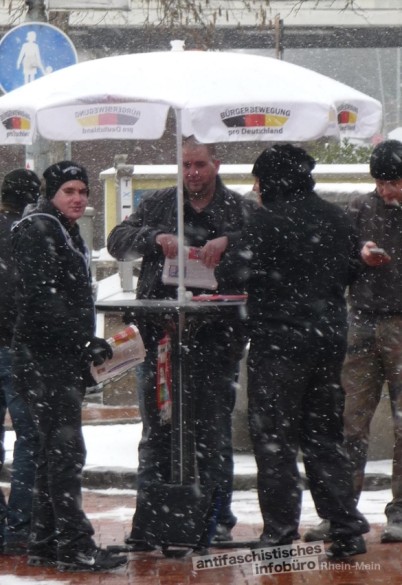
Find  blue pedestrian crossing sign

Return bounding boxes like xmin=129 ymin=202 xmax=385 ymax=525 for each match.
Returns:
xmin=0 ymin=22 xmax=78 ymax=93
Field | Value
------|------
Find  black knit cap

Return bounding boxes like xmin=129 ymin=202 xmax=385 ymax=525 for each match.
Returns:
xmin=252 ymin=144 xmax=316 ymax=202
xmin=1 ymin=168 xmax=41 ymax=211
xmin=370 ymin=140 xmax=402 ymax=181
xmin=43 ymin=160 xmax=89 ymax=200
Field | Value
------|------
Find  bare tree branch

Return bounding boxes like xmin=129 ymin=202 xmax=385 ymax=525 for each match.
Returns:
xmin=6 ymin=0 xmax=360 ymax=29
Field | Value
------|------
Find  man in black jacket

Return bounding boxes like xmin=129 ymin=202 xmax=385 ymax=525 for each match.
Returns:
xmin=231 ymin=144 xmax=369 ymax=559
xmin=107 ymin=136 xmax=251 ymax=547
xmin=11 ymin=161 xmax=126 ymax=572
xmin=0 ymin=169 xmax=40 ymax=555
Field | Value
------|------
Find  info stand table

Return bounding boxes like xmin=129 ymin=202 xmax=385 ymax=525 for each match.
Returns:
xmin=96 ymin=296 xmax=247 ymax=550
xmin=95 ymin=297 xmax=247 ymax=482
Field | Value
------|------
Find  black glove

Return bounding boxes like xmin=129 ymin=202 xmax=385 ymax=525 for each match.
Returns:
xmin=85 ymin=337 xmax=113 ymax=366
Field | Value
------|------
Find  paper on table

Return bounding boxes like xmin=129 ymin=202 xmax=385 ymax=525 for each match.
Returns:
xmin=161 ymin=246 xmax=218 ymax=290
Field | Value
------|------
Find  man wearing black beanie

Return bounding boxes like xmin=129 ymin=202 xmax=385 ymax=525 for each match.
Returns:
xmin=10 ymin=161 xmax=126 ymax=572
xmin=0 ymin=169 xmax=40 ymax=556
xmin=224 ymin=143 xmax=369 ymax=559
xmin=305 ymin=139 xmax=402 ymax=545
xmin=251 ymin=143 xmax=316 ymax=203
xmin=1 ymin=168 xmax=41 ymax=213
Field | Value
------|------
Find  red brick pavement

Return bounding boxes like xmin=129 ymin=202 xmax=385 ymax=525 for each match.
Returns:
xmin=2 ymin=405 xmax=402 ymax=584
xmin=1 ymin=487 xmax=402 ymax=585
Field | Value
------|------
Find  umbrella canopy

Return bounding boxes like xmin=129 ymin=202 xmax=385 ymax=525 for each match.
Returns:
xmin=0 ymin=50 xmax=382 ymax=146
xmin=388 ymin=127 xmax=402 ymax=141
xmin=0 ymin=50 xmax=382 ymax=301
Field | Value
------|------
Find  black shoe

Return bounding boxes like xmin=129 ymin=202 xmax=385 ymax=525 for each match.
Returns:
xmin=28 ymin=554 xmax=58 ymax=568
xmin=250 ymin=538 xmax=294 ymax=549
xmin=251 ymin=529 xmax=300 ymax=549
xmin=28 ymin=542 xmax=58 ymax=567
xmin=193 ymin=546 xmax=210 ymax=556
xmin=381 ymin=522 xmax=402 ymax=543
xmin=57 ymin=547 xmax=127 ymax=572
xmin=3 ymin=541 xmax=28 ymax=555
xmin=326 ymin=535 xmax=366 ymax=559
xmin=124 ymin=535 xmax=155 ymax=551
xmin=211 ymin=524 xmax=233 ymax=543
xmin=303 ymin=520 xmax=331 ymax=543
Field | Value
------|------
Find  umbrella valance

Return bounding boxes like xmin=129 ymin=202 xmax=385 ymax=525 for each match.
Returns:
xmin=0 ymin=50 xmax=382 ymax=145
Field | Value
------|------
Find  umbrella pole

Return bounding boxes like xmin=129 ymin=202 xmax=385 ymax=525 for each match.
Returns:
xmin=174 ymin=108 xmax=186 ymax=483
xmin=175 ymin=108 xmax=186 ymax=304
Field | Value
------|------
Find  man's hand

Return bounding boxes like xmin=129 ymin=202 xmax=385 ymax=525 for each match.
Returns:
xmin=200 ymin=236 xmax=229 ymax=268
xmin=361 ymin=241 xmax=391 ymax=267
xmin=156 ymin=233 xmax=179 ymax=258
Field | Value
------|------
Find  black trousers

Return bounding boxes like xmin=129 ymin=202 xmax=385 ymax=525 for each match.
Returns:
xmin=0 ymin=383 xmax=6 ymax=549
xmin=12 ymin=342 xmax=95 ymax=557
xmin=247 ymin=321 xmax=369 ymax=544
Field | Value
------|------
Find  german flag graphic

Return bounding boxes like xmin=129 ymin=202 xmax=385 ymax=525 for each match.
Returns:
xmin=223 ymin=113 xmax=288 ymax=128
xmin=77 ymin=112 xmax=139 ymax=127
xmin=2 ymin=114 xmax=30 ymax=130
xmin=338 ymin=109 xmax=358 ymax=125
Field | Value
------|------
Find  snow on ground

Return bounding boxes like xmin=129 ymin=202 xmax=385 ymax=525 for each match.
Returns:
xmin=3 ymin=422 xmax=393 ymax=527
xmin=0 ymin=579 xmax=69 ymax=585
xmin=5 ymin=422 xmax=393 ymax=478
xmin=78 ymin=486 xmax=391 ymax=528
xmin=0 ymin=575 xmax=71 ymax=585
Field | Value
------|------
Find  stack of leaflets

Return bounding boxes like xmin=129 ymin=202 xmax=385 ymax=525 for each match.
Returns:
xmin=90 ymin=325 xmax=146 ymax=385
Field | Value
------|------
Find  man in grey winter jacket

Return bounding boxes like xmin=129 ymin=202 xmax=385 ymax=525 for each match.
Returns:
xmin=305 ymin=139 xmax=402 ymax=545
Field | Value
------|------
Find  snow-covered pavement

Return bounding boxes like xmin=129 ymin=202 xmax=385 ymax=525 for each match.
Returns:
xmin=3 ymin=422 xmax=392 ymax=527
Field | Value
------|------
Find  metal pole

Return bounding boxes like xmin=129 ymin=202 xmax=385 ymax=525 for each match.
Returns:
xmin=175 ymin=109 xmax=186 ymax=304
xmin=24 ymin=0 xmax=71 ymax=173
xmin=397 ymin=47 xmax=401 ymax=127
xmin=376 ymin=49 xmax=387 ymax=131
xmin=25 ymin=0 xmax=47 ymax=22
xmin=114 ymin=154 xmax=135 ymax=292
xmin=275 ymin=15 xmax=284 ymax=60
xmin=174 ymin=108 xmax=186 ymax=481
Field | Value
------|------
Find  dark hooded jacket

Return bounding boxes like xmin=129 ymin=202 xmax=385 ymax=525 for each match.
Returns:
xmin=231 ymin=189 xmax=361 ymax=333
xmin=224 ymin=144 xmax=362 ymax=333
xmin=11 ymin=199 xmax=95 ymax=354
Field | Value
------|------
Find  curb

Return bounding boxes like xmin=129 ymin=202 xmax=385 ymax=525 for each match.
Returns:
xmin=0 ymin=465 xmax=392 ymax=492
xmin=83 ymin=469 xmax=392 ymax=492
xmin=79 ymin=470 xmax=391 ymax=492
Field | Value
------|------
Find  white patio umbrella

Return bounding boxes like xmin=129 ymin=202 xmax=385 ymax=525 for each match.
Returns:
xmin=0 ymin=50 xmax=382 ymax=300
xmin=0 ymin=51 xmax=383 ymax=550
